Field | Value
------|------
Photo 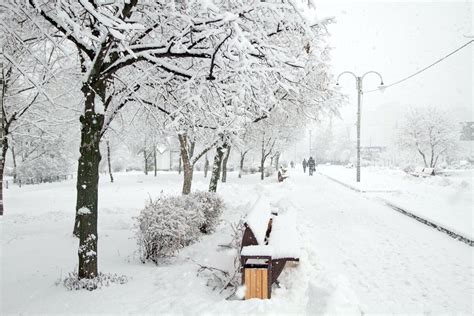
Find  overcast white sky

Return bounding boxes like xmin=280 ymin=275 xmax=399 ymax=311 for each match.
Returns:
xmin=307 ymin=0 xmax=473 ymax=147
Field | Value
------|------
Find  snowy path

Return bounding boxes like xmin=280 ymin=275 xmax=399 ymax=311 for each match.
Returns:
xmin=1 ymin=171 xmax=472 ymax=315
xmin=291 ymin=171 xmax=473 ymax=314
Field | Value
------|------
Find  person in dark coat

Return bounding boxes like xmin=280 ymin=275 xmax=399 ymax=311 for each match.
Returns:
xmin=302 ymin=159 xmax=307 ymax=173
xmin=308 ymin=156 xmax=315 ymax=176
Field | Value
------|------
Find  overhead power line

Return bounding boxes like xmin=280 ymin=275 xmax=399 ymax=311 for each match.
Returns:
xmin=364 ymin=40 xmax=473 ymax=93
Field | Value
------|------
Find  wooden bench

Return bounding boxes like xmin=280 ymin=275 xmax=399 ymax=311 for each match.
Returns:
xmin=240 ymin=197 xmax=299 ymax=299
xmin=410 ymin=167 xmax=435 ymax=177
xmin=277 ymin=167 xmax=289 ymax=182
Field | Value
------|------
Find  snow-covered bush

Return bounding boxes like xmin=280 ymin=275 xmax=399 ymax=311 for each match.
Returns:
xmin=191 ymin=191 xmax=225 ymax=234
xmin=136 ymin=192 xmax=225 ymax=263
xmin=136 ymin=196 xmax=205 ymax=263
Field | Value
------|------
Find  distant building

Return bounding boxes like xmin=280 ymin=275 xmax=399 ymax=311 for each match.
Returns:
xmin=155 ymin=144 xmax=180 ymax=171
xmin=459 ymin=122 xmax=474 ymax=141
xmin=360 ymin=146 xmax=386 ymax=161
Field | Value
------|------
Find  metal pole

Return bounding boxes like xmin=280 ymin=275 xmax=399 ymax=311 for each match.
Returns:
xmin=356 ymin=77 xmax=362 ymax=182
xmin=336 ymin=70 xmax=383 ymax=184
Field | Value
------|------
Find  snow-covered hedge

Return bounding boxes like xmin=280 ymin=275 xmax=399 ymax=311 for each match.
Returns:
xmin=192 ymin=191 xmax=225 ymax=234
xmin=136 ymin=192 xmax=224 ymax=263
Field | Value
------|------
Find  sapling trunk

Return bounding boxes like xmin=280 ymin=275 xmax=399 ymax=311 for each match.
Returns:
xmin=143 ymin=148 xmax=148 ymax=175
xmin=153 ymin=146 xmax=157 ymax=177
xmin=238 ymin=151 xmax=248 ymax=179
xmin=204 ymin=157 xmax=209 ymax=178
xmin=106 ymin=140 xmax=113 ymax=183
xmin=0 ymin=136 xmax=8 ymax=216
xmin=221 ymin=146 xmax=231 ymax=183
xmin=209 ymin=144 xmax=226 ymax=192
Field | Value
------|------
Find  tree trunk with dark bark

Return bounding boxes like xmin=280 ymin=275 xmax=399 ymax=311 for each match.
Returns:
xmin=74 ymin=98 xmax=103 ymax=280
xmin=178 ymin=134 xmax=193 ymax=195
xmin=143 ymin=147 xmax=148 ymax=175
xmin=260 ymin=138 xmax=265 ymax=181
xmin=72 ymin=82 xmax=105 ymax=279
xmin=0 ymin=67 xmax=5 ymax=216
xmin=209 ymin=144 xmax=226 ymax=192
xmin=0 ymin=136 xmax=8 ymax=216
xmin=106 ymin=140 xmax=113 ymax=183
xmin=11 ymin=145 xmax=17 ymax=183
xmin=204 ymin=157 xmax=209 ymax=178
xmin=221 ymin=146 xmax=231 ymax=183
xmin=238 ymin=150 xmax=248 ymax=179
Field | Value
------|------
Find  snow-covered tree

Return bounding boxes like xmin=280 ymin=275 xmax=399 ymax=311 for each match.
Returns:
xmin=398 ymin=106 xmax=458 ymax=168
xmin=0 ymin=6 xmax=76 ymax=215
xmin=14 ymin=0 xmax=337 ymax=279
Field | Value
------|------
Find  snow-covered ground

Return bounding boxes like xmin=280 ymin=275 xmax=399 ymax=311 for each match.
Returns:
xmin=318 ymin=165 xmax=474 ymax=240
xmin=1 ymin=170 xmax=473 ymax=314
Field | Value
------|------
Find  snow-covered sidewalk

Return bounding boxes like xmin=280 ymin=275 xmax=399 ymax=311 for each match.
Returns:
xmin=318 ymin=165 xmax=473 ymax=241
xmin=1 ymin=171 xmax=472 ymax=314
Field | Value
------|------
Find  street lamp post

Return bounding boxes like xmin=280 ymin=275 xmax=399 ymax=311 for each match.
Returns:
xmin=336 ymin=71 xmax=384 ymax=182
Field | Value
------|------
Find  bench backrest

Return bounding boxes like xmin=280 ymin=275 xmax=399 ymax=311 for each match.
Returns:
xmin=242 ymin=197 xmax=273 ymax=248
xmin=423 ymin=167 xmax=435 ymax=175
xmin=414 ymin=167 xmax=425 ymax=173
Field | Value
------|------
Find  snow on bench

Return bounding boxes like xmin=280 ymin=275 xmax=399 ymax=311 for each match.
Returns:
xmin=244 ymin=196 xmax=274 ymax=245
xmin=410 ymin=167 xmax=436 ymax=177
xmin=266 ymin=211 xmax=300 ymax=259
xmin=240 ymin=196 xmax=300 ymax=290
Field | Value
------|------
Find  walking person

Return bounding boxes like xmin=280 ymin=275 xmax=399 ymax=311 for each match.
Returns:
xmin=302 ymin=158 xmax=307 ymax=173
xmin=308 ymin=156 xmax=315 ymax=176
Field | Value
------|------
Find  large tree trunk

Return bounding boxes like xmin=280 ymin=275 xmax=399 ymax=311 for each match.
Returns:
xmin=106 ymin=140 xmax=113 ymax=183
xmin=178 ymin=152 xmax=182 ymax=175
xmin=221 ymin=146 xmax=231 ymax=183
xmin=73 ymin=83 xmax=104 ymax=279
xmin=178 ymin=134 xmax=193 ymax=195
xmin=0 ymin=136 xmax=8 ymax=216
xmin=75 ymin=115 xmax=103 ymax=278
xmin=209 ymin=144 xmax=226 ymax=192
